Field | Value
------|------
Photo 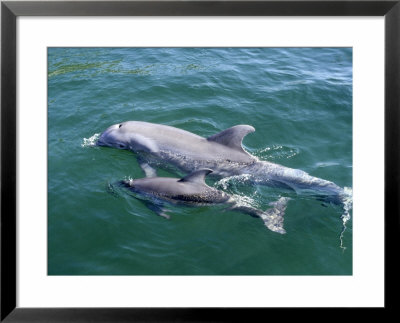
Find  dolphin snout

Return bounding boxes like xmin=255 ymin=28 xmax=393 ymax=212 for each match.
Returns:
xmin=96 ymin=139 xmax=104 ymax=146
xmin=96 ymin=133 xmax=107 ymax=146
xmin=117 ymin=179 xmax=132 ymax=187
xmin=97 ymin=123 xmax=122 ymax=146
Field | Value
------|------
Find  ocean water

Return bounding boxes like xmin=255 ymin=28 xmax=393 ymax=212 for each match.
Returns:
xmin=48 ymin=48 xmax=352 ymax=275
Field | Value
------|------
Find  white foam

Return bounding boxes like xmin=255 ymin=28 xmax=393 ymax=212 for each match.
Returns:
xmin=81 ymin=133 xmax=100 ymax=147
xmin=229 ymin=193 xmax=258 ymax=209
xmin=123 ymin=175 xmax=134 ymax=183
xmin=214 ymin=174 xmax=253 ymax=190
xmin=339 ymin=187 xmax=353 ymax=251
xmin=253 ymin=145 xmax=299 ymax=161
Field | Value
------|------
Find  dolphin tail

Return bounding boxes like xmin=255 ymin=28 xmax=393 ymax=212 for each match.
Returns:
xmin=260 ymin=197 xmax=291 ymax=234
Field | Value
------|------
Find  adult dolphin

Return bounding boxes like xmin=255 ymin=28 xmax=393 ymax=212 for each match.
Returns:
xmin=97 ymin=121 xmax=349 ymax=204
xmin=118 ymin=168 xmax=290 ymax=234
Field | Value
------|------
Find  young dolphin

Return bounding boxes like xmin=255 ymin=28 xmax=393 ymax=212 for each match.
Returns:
xmin=98 ymin=121 xmax=349 ymax=204
xmin=118 ymin=169 xmax=290 ymax=234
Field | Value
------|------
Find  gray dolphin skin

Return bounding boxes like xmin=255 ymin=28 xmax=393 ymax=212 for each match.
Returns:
xmin=98 ymin=121 xmax=347 ymax=203
xmin=119 ymin=169 xmax=290 ymax=234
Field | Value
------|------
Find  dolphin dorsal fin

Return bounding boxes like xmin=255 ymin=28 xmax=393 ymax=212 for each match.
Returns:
xmin=207 ymin=125 xmax=255 ymax=152
xmin=178 ymin=169 xmax=213 ymax=184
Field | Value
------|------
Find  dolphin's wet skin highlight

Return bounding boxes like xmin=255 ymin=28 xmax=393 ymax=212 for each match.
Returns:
xmin=49 ymin=48 xmax=352 ymax=275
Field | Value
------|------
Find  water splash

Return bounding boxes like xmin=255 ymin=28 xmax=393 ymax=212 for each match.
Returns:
xmin=253 ymin=145 xmax=299 ymax=161
xmin=81 ymin=133 xmax=100 ymax=147
xmin=214 ymin=174 xmax=253 ymax=190
xmin=339 ymin=187 xmax=353 ymax=251
xmin=123 ymin=175 xmax=134 ymax=183
xmin=229 ymin=193 xmax=258 ymax=209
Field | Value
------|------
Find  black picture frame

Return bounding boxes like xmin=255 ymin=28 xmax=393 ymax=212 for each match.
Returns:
xmin=1 ymin=0 xmax=398 ymax=321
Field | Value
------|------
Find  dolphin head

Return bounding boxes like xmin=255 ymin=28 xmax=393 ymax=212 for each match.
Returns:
xmin=97 ymin=121 xmax=159 ymax=153
xmin=97 ymin=122 xmax=132 ymax=149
